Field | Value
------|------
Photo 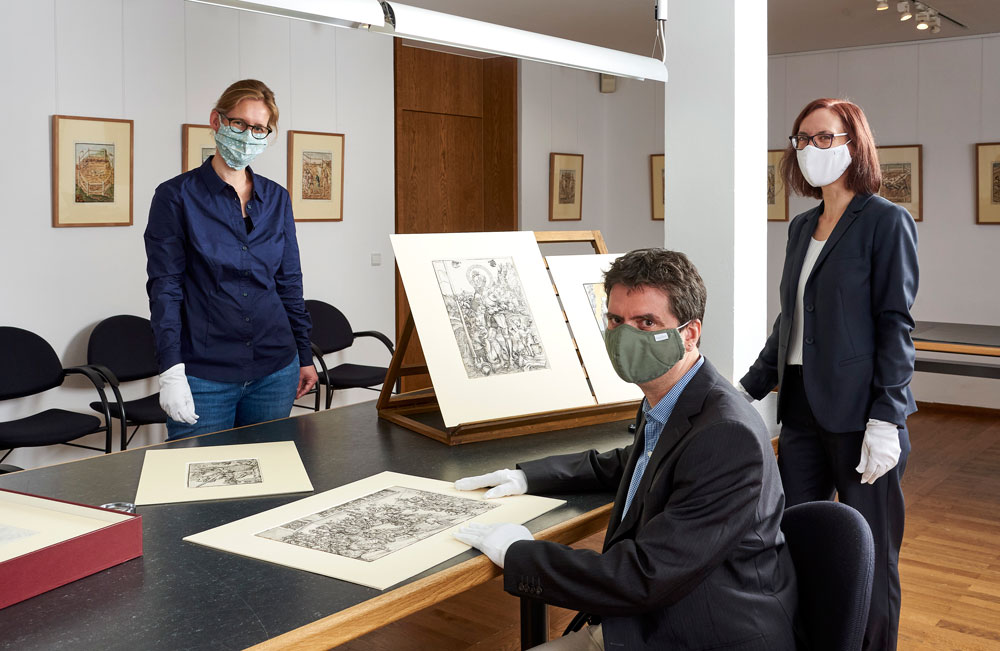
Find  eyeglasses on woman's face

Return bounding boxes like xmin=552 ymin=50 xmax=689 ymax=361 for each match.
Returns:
xmin=217 ymin=111 xmax=272 ymax=140
xmin=788 ymin=132 xmax=849 ymax=150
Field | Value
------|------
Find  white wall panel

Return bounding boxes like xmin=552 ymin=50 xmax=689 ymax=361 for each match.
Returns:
xmin=184 ymin=1 xmax=240 ymax=123
xmin=289 ymin=21 xmax=338 ymax=132
xmin=837 ymin=45 xmax=919 ymax=146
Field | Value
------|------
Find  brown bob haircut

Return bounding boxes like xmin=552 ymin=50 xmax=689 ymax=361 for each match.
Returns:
xmin=213 ymin=79 xmax=280 ymax=132
xmin=781 ymin=98 xmax=881 ymax=200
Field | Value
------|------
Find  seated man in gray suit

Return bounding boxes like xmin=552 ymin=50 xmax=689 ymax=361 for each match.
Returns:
xmin=455 ymin=249 xmax=798 ymax=650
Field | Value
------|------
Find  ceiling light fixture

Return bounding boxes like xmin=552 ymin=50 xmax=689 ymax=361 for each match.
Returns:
xmin=930 ymin=14 xmax=942 ymax=33
xmin=876 ymin=0 xmax=889 ymax=11
xmin=897 ymin=1 xmax=912 ymax=20
xmin=916 ymin=9 xmax=931 ymax=29
xmin=187 ymin=0 xmax=385 ymax=30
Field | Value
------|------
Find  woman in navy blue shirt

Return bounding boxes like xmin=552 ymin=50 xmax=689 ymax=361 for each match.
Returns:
xmin=145 ymin=79 xmax=317 ymax=440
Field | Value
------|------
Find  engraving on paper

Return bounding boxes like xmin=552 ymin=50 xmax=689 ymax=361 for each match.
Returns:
xmin=559 ymin=169 xmax=577 ymax=204
xmin=992 ymin=161 xmax=1000 ymax=204
xmin=432 ymin=258 xmax=550 ymax=378
xmin=767 ymin=164 xmax=776 ymax=205
xmin=187 ymin=458 xmax=263 ymax=488
xmin=583 ymin=282 xmax=609 ymax=334
xmin=75 ymin=143 xmax=115 ymax=203
xmin=879 ymin=162 xmax=912 ymax=204
xmin=201 ymin=147 xmax=215 ymax=163
xmin=255 ymin=486 xmax=497 ymax=562
xmin=302 ymin=151 xmax=333 ymax=200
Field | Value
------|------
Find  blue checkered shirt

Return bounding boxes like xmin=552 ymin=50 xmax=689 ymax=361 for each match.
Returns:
xmin=621 ymin=356 xmax=705 ymax=521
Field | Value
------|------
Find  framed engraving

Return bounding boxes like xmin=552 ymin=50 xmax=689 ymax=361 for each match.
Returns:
xmin=52 ymin=115 xmax=133 ymax=227
xmin=976 ymin=142 xmax=1000 ymax=224
xmin=182 ymin=124 xmax=215 ymax=172
xmin=650 ymin=154 xmax=665 ymax=221
xmin=288 ymin=130 xmax=345 ymax=222
xmin=767 ymin=149 xmax=789 ymax=222
xmin=877 ymin=145 xmax=922 ymax=222
xmin=549 ymin=152 xmax=584 ymax=221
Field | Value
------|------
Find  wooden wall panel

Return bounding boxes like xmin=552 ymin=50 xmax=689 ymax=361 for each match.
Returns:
xmin=394 ymin=41 xmax=483 ymax=118
xmin=483 ymin=57 xmax=519 ymax=232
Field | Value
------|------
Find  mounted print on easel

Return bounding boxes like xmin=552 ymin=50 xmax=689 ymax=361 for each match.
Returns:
xmin=52 ymin=115 xmax=133 ymax=227
xmin=391 ymin=231 xmax=594 ymax=426
xmin=548 ymin=254 xmax=644 ymax=405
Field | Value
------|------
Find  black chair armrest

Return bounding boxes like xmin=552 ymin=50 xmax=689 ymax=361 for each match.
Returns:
xmin=353 ymin=330 xmax=395 ymax=355
xmin=64 ymin=366 xmax=115 ymax=454
xmin=82 ymin=364 xmax=130 ymax=451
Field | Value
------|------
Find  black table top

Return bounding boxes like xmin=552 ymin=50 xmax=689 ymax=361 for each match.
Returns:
xmin=0 ymin=402 xmax=632 ymax=651
xmin=912 ymin=321 xmax=1000 ymax=348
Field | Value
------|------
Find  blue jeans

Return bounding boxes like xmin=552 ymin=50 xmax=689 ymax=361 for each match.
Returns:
xmin=166 ymin=358 xmax=299 ymax=441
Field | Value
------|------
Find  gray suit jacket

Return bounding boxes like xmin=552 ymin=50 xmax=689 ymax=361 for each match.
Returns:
xmin=505 ymin=358 xmax=798 ymax=650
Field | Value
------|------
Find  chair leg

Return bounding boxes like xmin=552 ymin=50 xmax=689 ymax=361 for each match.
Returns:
xmin=326 ymin=387 xmax=335 ymax=410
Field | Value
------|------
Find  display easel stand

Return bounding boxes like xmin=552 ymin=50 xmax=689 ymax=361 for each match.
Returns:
xmin=377 ymin=230 xmax=640 ymax=445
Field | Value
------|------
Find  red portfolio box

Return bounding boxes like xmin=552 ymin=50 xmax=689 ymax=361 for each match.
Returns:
xmin=0 ymin=488 xmax=143 ymax=610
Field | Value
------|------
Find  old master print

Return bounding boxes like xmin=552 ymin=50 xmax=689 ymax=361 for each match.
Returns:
xmin=255 ymin=486 xmax=497 ymax=562
xmin=767 ymin=165 xmax=776 ymax=205
xmin=432 ymin=258 xmax=549 ymax=378
xmin=558 ymin=169 xmax=577 ymax=204
xmin=992 ymin=162 xmax=1000 ymax=204
xmin=583 ymin=283 xmax=609 ymax=334
xmin=302 ymin=151 xmax=333 ymax=200
xmin=75 ymin=143 xmax=115 ymax=203
xmin=187 ymin=458 xmax=263 ymax=488
xmin=880 ymin=162 xmax=912 ymax=204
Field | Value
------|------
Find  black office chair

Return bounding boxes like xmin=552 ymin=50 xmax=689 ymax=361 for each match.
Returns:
xmin=0 ymin=326 xmax=121 ymax=468
xmin=304 ymin=299 xmax=396 ymax=410
xmin=87 ymin=315 xmax=168 ymax=450
xmin=781 ymin=501 xmax=875 ymax=651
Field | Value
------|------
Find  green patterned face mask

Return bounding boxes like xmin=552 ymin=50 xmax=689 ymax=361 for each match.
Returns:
xmin=603 ymin=322 xmax=689 ymax=384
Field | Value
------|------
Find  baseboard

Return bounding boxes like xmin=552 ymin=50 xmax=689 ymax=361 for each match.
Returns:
xmin=915 ymin=400 xmax=1000 ymax=417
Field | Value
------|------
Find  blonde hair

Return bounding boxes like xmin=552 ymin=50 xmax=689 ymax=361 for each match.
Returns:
xmin=213 ymin=79 xmax=279 ymax=131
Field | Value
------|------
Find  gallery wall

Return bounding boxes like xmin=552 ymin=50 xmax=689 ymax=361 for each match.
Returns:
xmin=0 ymin=0 xmax=668 ymax=470
xmin=767 ymin=33 xmax=1000 ymax=409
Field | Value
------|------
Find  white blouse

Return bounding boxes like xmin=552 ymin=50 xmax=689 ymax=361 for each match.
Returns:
xmin=787 ymin=237 xmax=826 ymax=365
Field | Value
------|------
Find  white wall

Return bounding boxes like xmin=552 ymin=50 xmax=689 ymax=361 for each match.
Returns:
xmin=0 ymin=0 xmax=396 ymax=469
xmin=519 ymin=60 xmax=666 ymax=255
xmin=768 ymin=34 xmax=1000 ymax=409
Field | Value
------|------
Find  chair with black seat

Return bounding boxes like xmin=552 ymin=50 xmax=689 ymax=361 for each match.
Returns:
xmin=781 ymin=501 xmax=875 ymax=651
xmin=87 ymin=315 xmax=168 ymax=450
xmin=304 ymin=299 xmax=396 ymax=410
xmin=0 ymin=326 xmax=121 ymax=468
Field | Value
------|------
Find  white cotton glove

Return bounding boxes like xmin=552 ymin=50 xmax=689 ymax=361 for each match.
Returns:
xmin=855 ymin=419 xmax=901 ymax=484
xmin=158 ymin=363 xmax=199 ymax=425
xmin=737 ymin=382 xmax=755 ymax=403
xmin=454 ymin=522 xmax=533 ymax=568
xmin=454 ymin=469 xmax=528 ymax=499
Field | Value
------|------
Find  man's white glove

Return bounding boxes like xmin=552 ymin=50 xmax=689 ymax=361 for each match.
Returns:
xmin=737 ymin=382 xmax=755 ymax=403
xmin=158 ymin=363 xmax=199 ymax=425
xmin=454 ymin=469 xmax=528 ymax=499
xmin=454 ymin=522 xmax=533 ymax=568
xmin=855 ymin=419 xmax=901 ymax=484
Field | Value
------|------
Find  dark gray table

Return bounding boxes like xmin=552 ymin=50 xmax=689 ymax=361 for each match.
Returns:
xmin=912 ymin=321 xmax=1000 ymax=379
xmin=0 ymin=401 xmax=632 ymax=650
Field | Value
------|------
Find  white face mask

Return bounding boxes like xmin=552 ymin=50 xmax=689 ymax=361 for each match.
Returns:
xmin=796 ymin=143 xmax=852 ymax=188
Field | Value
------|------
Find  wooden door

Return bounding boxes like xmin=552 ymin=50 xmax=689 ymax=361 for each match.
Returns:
xmin=394 ymin=42 xmax=517 ymax=391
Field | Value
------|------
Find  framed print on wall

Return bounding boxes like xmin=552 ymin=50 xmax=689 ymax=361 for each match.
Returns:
xmin=182 ymin=124 xmax=215 ymax=172
xmin=549 ymin=153 xmax=584 ymax=221
xmin=52 ymin=115 xmax=133 ymax=227
xmin=650 ymin=154 xmax=665 ymax=221
xmin=877 ymin=145 xmax=922 ymax=222
xmin=976 ymin=142 xmax=1000 ymax=224
xmin=287 ymin=130 xmax=345 ymax=222
xmin=767 ymin=149 xmax=789 ymax=222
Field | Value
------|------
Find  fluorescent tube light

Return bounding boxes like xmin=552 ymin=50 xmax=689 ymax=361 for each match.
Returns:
xmin=186 ymin=0 xmax=385 ymax=29
xmin=374 ymin=2 xmax=667 ymax=82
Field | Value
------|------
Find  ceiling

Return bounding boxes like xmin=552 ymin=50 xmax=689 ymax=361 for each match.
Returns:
xmin=397 ymin=0 xmax=1000 ymax=56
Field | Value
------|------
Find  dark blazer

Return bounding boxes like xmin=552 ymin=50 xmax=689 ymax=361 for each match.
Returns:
xmin=741 ymin=193 xmax=918 ymax=432
xmin=505 ymin=358 xmax=798 ymax=651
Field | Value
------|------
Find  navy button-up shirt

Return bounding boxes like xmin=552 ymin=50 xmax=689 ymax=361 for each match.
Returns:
xmin=144 ymin=157 xmax=312 ymax=383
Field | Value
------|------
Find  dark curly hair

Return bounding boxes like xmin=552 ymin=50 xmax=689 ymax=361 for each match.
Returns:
xmin=603 ymin=249 xmax=706 ymax=325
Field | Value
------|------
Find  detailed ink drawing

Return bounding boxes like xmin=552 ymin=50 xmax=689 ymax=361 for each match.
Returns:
xmin=880 ymin=162 xmax=912 ymax=204
xmin=255 ymin=486 xmax=498 ymax=562
xmin=432 ymin=258 xmax=549 ymax=379
xmin=0 ymin=523 xmax=38 ymax=545
xmin=187 ymin=458 xmax=263 ymax=488
xmin=583 ymin=282 xmax=609 ymax=335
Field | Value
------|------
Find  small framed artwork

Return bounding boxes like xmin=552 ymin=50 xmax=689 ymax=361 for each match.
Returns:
xmin=182 ymin=124 xmax=216 ymax=172
xmin=975 ymin=142 xmax=1000 ymax=224
xmin=51 ymin=115 xmax=133 ymax=227
xmin=767 ymin=149 xmax=789 ymax=222
xmin=877 ymin=145 xmax=922 ymax=222
xmin=650 ymin=154 xmax=665 ymax=221
xmin=549 ymin=153 xmax=584 ymax=221
xmin=287 ymin=130 xmax=345 ymax=222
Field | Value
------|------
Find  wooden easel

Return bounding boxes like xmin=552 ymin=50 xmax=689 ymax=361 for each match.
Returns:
xmin=376 ymin=230 xmax=641 ymax=445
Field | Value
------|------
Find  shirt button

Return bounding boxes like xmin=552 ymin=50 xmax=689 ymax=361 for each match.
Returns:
xmin=246 ymin=341 xmax=252 ymax=347
xmin=242 ymin=292 xmax=248 ymax=297
xmin=805 ymin=304 xmax=814 ymax=312
xmin=245 ymin=317 xmax=251 ymax=322
xmin=241 ymin=245 xmax=248 ymax=251
xmin=805 ymin=337 xmax=814 ymax=345
xmin=242 ymin=271 xmax=249 ymax=276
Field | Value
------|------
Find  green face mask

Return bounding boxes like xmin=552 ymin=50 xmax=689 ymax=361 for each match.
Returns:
xmin=603 ymin=322 xmax=690 ymax=385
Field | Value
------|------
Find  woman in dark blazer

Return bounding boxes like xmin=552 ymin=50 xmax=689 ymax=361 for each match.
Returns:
xmin=740 ymin=98 xmax=918 ymax=651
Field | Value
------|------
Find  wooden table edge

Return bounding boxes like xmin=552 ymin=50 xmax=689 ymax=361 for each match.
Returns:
xmin=914 ymin=341 xmax=1000 ymax=357
xmin=244 ymin=502 xmax=614 ymax=650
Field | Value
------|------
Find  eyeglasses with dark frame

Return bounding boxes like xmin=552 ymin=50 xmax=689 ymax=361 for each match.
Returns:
xmin=217 ymin=111 xmax=272 ymax=140
xmin=789 ymin=132 xmax=849 ymax=150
